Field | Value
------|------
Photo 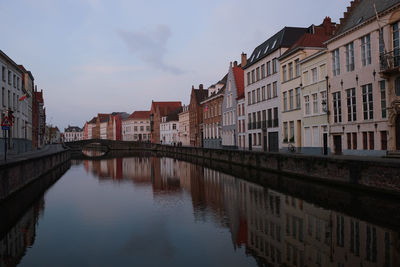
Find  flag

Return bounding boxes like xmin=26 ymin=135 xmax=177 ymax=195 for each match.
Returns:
xmin=18 ymin=94 xmax=27 ymax=101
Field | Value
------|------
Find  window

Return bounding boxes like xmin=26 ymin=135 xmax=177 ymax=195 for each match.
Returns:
xmin=252 ymin=90 xmax=256 ymax=104
xmin=347 ymin=88 xmax=356 ymax=121
xmin=282 ymin=65 xmax=287 ymax=82
xmin=267 ymin=61 xmax=271 ymax=76
xmin=380 ymin=81 xmax=386 ymax=118
xmin=251 ymin=70 xmax=255 ymax=83
xmin=288 ymin=62 xmax=293 ymax=80
xmin=352 ymin=132 xmax=357 ymax=149
xmin=333 ymin=92 xmax=342 ymax=123
xmin=247 ymin=72 xmax=250 ymax=85
xmin=283 ymin=92 xmax=288 ymax=111
xmin=312 ymin=93 xmax=318 ymax=114
xmin=289 ymin=121 xmax=294 ymax=141
xmin=273 ymin=58 xmax=277 ymax=73
xmin=134 ymin=126 xmax=138 ymax=131
xmin=321 ymin=91 xmax=327 ymax=112
xmin=295 ymin=87 xmax=300 ymax=108
xmin=347 ymin=133 xmax=352 ymax=149
xmin=345 ymin=42 xmax=355 ymax=71
xmin=13 ymin=74 xmax=16 ymax=88
xmin=361 ymin=34 xmax=371 ymax=66
xmin=172 ymin=124 xmax=176 ymax=130
xmin=283 ymin=122 xmax=288 ymax=140
xmin=311 ymin=68 xmax=317 ymax=83
xmin=295 ymin=59 xmax=300 ymax=77
xmin=369 ymin=132 xmax=374 ymax=150
xmin=248 ymin=92 xmax=251 ymax=105
xmin=332 ymin=49 xmax=340 ymax=76
xmin=1 ymin=66 xmax=5 ymax=81
xmin=256 ymin=67 xmax=260 ymax=81
xmin=8 ymin=71 xmax=11 ymax=85
xmin=363 ymin=132 xmax=368 ymax=149
xmin=261 ymin=64 xmax=266 ymax=78
xmin=304 ymin=96 xmax=310 ymax=115
xmin=366 ymin=225 xmax=377 ymax=262
xmin=1 ymin=87 xmax=4 ymax=107
xmin=274 ymin=107 xmax=278 ymax=127
xmin=289 ymin=90 xmax=294 ymax=110
xmin=267 ymin=84 xmax=271 ymax=99
xmin=261 ymin=86 xmax=266 ymax=100
xmin=362 ymin=84 xmax=373 ymax=120
xmin=273 ymin=82 xmax=277 ymax=97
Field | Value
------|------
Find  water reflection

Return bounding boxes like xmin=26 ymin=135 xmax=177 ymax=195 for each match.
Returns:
xmin=80 ymin=157 xmax=400 ymax=267
xmin=0 ymin=198 xmax=44 ymax=267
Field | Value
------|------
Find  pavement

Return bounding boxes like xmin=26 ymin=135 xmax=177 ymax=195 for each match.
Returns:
xmin=0 ymin=144 xmax=66 ymax=166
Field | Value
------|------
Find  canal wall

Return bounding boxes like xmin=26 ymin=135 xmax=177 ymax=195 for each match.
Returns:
xmin=0 ymin=145 xmax=71 ymax=202
xmin=152 ymin=145 xmax=400 ymax=194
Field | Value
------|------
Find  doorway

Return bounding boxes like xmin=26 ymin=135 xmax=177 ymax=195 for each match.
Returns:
xmin=248 ymin=134 xmax=252 ymax=151
xmin=323 ymin=133 xmax=328 ymax=155
xmin=268 ymin=132 xmax=279 ymax=152
xmin=333 ymin=135 xmax=342 ymax=155
xmin=396 ymin=115 xmax=400 ymax=150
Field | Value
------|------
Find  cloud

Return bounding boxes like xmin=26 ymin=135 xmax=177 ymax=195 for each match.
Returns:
xmin=118 ymin=25 xmax=184 ymax=75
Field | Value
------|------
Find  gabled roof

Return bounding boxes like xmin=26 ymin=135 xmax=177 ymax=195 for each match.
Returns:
xmin=98 ymin=114 xmax=110 ymax=123
xmin=129 ymin=110 xmax=151 ymax=120
xmin=193 ymin=89 xmax=209 ymax=104
xmin=65 ymin=126 xmax=82 ymax=132
xmin=233 ymin=64 xmax=244 ymax=99
xmin=165 ymin=107 xmax=183 ymax=122
xmin=151 ymin=101 xmax=182 ymax=116
xmin=244 ymin=27 xmax=308 ymax=69
xmin=280 ymin=17 xmax=336 ymax=60
xmin=111 ymin=112 xmax=130 ymax=120
xmin=335 ymin=0 xmax=400 ymax=36
xmin=88 ymin=117 xmax=97 ymax=124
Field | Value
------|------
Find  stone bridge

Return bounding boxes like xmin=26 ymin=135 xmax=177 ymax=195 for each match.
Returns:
xmin=64 ymin=139 xmax=152 ymax=158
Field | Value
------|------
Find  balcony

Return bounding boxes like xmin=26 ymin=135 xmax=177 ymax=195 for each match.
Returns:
xmin=380 ymin=50 xmax=400 ymax=77
xmin=256 ymin=121 xmax=261 ymax=129
xmin=273 ymin=119 xmax=279 ymax=127
xmin=248 ymin=122 xmax=252 ymax=130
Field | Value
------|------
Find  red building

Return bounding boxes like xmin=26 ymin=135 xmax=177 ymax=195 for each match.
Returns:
xmin=32 ymin=87 xmax=45 ymax=149
xmin=189 ymin=84 xmax=208 ymax=147
xmin=150 ymin=101 xmax=182 ymax=143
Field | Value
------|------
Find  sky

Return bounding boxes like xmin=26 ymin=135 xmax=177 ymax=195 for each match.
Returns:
xmin=0 ymin=0 xmax=350 ymax=130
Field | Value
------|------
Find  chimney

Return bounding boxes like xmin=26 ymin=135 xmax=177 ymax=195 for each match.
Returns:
xmin=241 ymin=53 xmax=247 ymax=67
xmin=199 ymin=84 xmax=203 ymax=90
xmin=234 ymin=61 xmax=238 ymax=67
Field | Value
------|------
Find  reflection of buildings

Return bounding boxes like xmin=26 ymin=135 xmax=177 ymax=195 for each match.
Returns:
xmin=82 ymin=157 xmax=400 ymax=266
xmin=0 ymin=198 xmax=44 ymax=267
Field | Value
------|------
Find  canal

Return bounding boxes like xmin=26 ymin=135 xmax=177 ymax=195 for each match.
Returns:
xmin=1 ymin=156 xmax=399 ymax=266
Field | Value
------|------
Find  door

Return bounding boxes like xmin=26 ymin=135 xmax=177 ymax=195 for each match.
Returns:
xmin=248 ymin=134 xmax=252 ymax=151
xmin=334 ymin=135 xmax=342 ymax=155
xmin=396 ymin=115 xmax=400 ymax=150
xmin=263 ymin=134 xmax=268 ymax=151
xmin=323 ymin=133 xmax=328 ymax=155
xmin=268 ymin=132 xmax=279 ymax=152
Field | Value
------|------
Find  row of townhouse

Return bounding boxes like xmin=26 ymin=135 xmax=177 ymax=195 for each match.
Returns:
xmin=0 ymin=50 xmax=46 ymax=154
xmin=79 ymin=0 xmax=400 ymax=157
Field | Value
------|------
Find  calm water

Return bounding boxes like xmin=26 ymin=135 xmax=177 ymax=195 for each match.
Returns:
xmin=1 ymin=157 xmax=399 ymax=267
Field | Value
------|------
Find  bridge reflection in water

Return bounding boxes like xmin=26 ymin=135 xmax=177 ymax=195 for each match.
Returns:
xmin=1 ymin=156 xmax=399 ymax=267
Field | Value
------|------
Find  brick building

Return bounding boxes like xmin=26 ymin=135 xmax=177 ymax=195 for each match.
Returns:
xmin=189 ymin=84 xmax=208 ymax=147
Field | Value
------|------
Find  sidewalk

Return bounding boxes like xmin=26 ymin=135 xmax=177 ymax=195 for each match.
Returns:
xmin=0 ymin=144 xmax=66 ymax=166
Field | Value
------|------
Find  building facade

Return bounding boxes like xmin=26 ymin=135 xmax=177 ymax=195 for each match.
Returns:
xmin=178 ymin=105 xmax=190 ymax=146
xmin=221 ymin=59 xmax=244 ymax=149
xmin=202 ymin=86 xmax=224 ymax=149
xmin=150 ymin=101 xmax=182 ymax=144
xmin=189 ymin=85 xmax=208 ymax=147
xmin=244 ymin=27 xmax=308 ymax=151
xmin=280 ymin=18 xmax=334 ymax=152
xmin=64 ymin=126 xmax=83 ymax=142
xmin=122 ymin=111 xmax=151 ymax=141
xmin=301 ymin=50 xmax=330 ymax=155
xmin=160 ymin=107 xmax=181 ymax=145
xmin=326 ymin=1 xmax=397 ymax=156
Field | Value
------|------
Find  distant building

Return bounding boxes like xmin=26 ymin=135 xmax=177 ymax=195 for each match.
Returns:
xmin=189 ymin=84 xmax=208 ymax=147
xmin=32 ymin=87 xmax=46 ymax=148
xmin=64 ymin=126 xmax=83 ymax=142
xmin=107 ymin=112 xmax=130 ymax=140
xmin=222 ymin=59 xmax=245 ymax=149
xmin=160 ymin=107 xmax=181 ymax=145
xmin=201 ymin=76 xmax=226 ymax=149
xmin=122 ymin=110 xmax=151 ymax=141
xmin=150 ymin=101 xmax=182 ymax=143
xmin=178 ymin=105 xmax=190 ymax=146
xmin=86 ymin=117 xmax=97 ymax=139
xmin=45 ymin=126 xmax=60 ymax=144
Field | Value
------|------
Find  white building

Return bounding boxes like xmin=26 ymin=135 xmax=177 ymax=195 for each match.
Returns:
xmin=64 ymin=126 xmax=83 ymax=142
xmin=178 ymin=105 xmax=190 ymax=146
xmin=122 ymin=111 xmax=151 ymax=141
xmin=0 ymin=50 xmax=32 ymax=153
xmin=244 ymin=27 xmax=307 ymax=151
xmin=160 ymin=108 xmax=181 ymax=145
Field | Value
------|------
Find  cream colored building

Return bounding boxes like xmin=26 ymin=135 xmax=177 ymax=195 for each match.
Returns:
xmin=300 ymin=50 xmax=330 ymax=155
xmin=178 ymin=105 xmax=190 ymax=146
xmin=326 ymin=1 xmax=400 ymax=156
xmin=122 ymin=111 xmax=150 ymax=141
